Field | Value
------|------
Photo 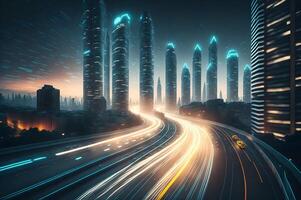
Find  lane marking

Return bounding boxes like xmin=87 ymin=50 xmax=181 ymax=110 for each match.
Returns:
xmin=253 ymin=161 xmax=264 ymax=183
xmin=75 ymin=157 xmax=83 ymax=161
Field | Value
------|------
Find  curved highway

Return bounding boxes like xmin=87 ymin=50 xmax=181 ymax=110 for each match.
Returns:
xmin=0 ymin=111 xmax=300 ymax=200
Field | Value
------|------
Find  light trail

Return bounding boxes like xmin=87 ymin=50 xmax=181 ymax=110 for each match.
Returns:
xmin=77 ymin=112 xmax=215 ymax=200
xmin=0 ymin=156 xmax=47 ymax=172
xmin=55 ymin=112 xmax=163 ymax=156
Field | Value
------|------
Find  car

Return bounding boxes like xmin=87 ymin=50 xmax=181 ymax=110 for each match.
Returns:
xmin=236 ymin=140 xmax=246 ymax=149
xmin=231 ymin=135 xmax=239 ymax=141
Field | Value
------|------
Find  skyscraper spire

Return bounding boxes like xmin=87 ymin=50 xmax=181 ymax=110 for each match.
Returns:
xmin=181 ymin=63 xmax=191 ymax=106
xmin=226 ymin=49 xmax=239 ymax=102
xmin=165 ymin=42 xmax=177 ymax=110
xmin=139 ymin=11 xmax=154 ymax=112
xmin=112 ymin=13 xmax=131 ymax=111
xmin=243 ymin=64 xmax=251 ymax=103
xmin=207 ymin=35 xmax=218 ymax=100
xmin=83 ymin=0 xmax=105 ymax=112
xmin=192 ymin=43 xmax=202 ymax=102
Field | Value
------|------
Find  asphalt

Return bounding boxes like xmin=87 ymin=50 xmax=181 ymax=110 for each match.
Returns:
xmin=1 ymin=113 xmax=300 ymax=200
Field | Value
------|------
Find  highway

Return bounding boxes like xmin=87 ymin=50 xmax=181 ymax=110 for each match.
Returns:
xmin=0 ymin=110 xmax=300 ymax=199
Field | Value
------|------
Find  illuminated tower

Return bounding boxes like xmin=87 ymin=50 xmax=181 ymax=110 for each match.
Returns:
xmin=112 ymin=14 xmax=130 ymax=111
xmin=243 ymin=64 xmax=251 ymax=103
xmin=83 ymin=0 xmax=105 ymax=112
xmin=202 ymin=83 xmax=207 ymax=102
xmin=104 ymin=31 xmax=110 ymax=106
xmin=207 ymin=36 xmax=218 ymax=100
xmin=139 ymin=11 xmax=154 ymax=112
xmin=251 ymin=0 xmax=301 ymax=137
xmin=192 ymin=44 xmax=202 ymax=102
xmin=157 ymin=77 xmax=162 ymax=104
xmin=165 ymin=42 xmax=177 ymax=110
xmin=226 ymin=49 xmax=239 ymax=102
xmin=181 ymin=63 xmax=191 ymax=106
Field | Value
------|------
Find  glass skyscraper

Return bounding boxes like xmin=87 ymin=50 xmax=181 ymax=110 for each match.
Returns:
xmin=243 ymin=64 xmax=251 ymax=103
xmin=251 ymin=0 xmax=301 ymax=138
xmin=181 ymin=63 xmax=191 ymax=106
xmin=226 ymin=49 xmax=239 ymax=102
xmin=157 ymin=77 xmax=162 ymax=105
xmin=165 ymin=42 xmax=177 ymax=110
xmin=139 ymin=12 xmax=154 ymax=112
xmin=112 ymin=14 xmax=130 ymax=111
xmin=104 ymin=31 xmax=110 ymax=107
xmin=192 ymin=44 xmax=202 ymax=102
xmin=207 ymin=36 xmax=218 ymax=100
xmin=83 ymin=0 xmax=105 ymax=112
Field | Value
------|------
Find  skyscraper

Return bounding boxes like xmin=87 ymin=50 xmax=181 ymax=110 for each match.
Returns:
xmin=139 ymin=12 xmax=154 ymax=112
xmin=165 ymin=42 xmax=177 ymax=110
xmin=37 ymin=85 xmax=60 ymax=113
xmin=181 ymin=63 xmax=191 ymax=106
xmin=202 ymin=83 xmax=207 ymax=102
xmin=226 ymin=49 xmax=239 ymax=102
xmin=157 ymin=77 xmax=162 ymax=104
xmin=243 ymin=64 xmax=251 ymax=103
xmin=251 ymin=0 xmax=301 ymax=138
xmin=207 ymin=36 xmax=218 ymax=100
xmin=112 ymin=13 xmax=131 ymax=111
xmin=104 ymin=31 xmax=110 ymax=106
xmin=219 ymin=90 xmax=223 ymax=100
xmin=192 ymin=44 xmax=202 ymax=102
xmin=83 ymin=0 xmax=105 ymax=112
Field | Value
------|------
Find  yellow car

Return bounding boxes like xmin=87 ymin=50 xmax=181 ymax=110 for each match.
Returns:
xmin=236 ymin=140 xmax=246 ymax=149
xmin=231 ymin=135 xmax=239 ymax=141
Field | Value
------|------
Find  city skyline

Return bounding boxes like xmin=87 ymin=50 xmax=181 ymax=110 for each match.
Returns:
xmin=1 ymin=1 xmax=301 ymax=199
xmin=0 ymin=0 xmax=251 ymax=101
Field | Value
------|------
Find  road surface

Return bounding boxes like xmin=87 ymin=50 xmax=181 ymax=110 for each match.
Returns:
xmin=0 ymin=111 xmax=300 ymax=200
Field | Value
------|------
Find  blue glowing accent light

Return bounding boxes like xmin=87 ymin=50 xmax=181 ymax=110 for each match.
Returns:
xmin=183 ymin=63 xmax=189 ymax=69
xmin=210 ymin=36 xmax=217 ymax=44
xmin=194 ymin=44 xmax=202 ymax=51
xmin=0 ymin=156 xmax=47 ymax=172
xmin=83 ymin=50 xmax=90 ymax=55
xmin=0 ymin=159 xmax=32 ymax=172
xmin=33 ymin=157 xmax=47 ymax=161
xmin=167 ymin=42 xmax=175 ymax=49
xmin=207 ymin=63 xmax=212 ymax=70
xmin=226 ymin=49 xmax=239 ymax=59
xmin=114 ymin=13 xmax=131 ymax=25
xmin=244 ymin=64 xmax=251 ymax=71
xmin=75 ymin=157 xmax=82 ymax=161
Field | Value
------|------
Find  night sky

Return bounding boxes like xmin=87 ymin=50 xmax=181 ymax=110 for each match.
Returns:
xmin=0 ymin=0 xmax=251 ymax=101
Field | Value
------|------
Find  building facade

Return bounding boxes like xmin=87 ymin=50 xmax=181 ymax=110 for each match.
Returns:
xmin=37 ymin=85 xmax=60 ymax=113
xmin=243 ymin=64 xmax=251 ymax=103
xmin=157 ymin=77 xmax=162 ymax=104
xmin=192 ymin=44 xmax=202 ymax=102
xmin=207 ymin=36 xmax=218 ymax=100
xmin=165 ymin=42 xmax=177 ymax=110
xmin=202 ymin=83 xmax=207 ymax=102
xmin=112 ymin=14 xmax=131 ymax=111
xmin=181 ymin=64 xmax=191 ymax=106
xmin=226 ymin=49 xmax=239 ymax=102
xmin=139 ymin=12 xmax=154 ymax=112
xmin=104 ymin=31 xmax=110 ymax=107
xmin=83 ymin=0 xmax=105 ymax=112
xmin=251 ymin=0 xmax=301 ymax=138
